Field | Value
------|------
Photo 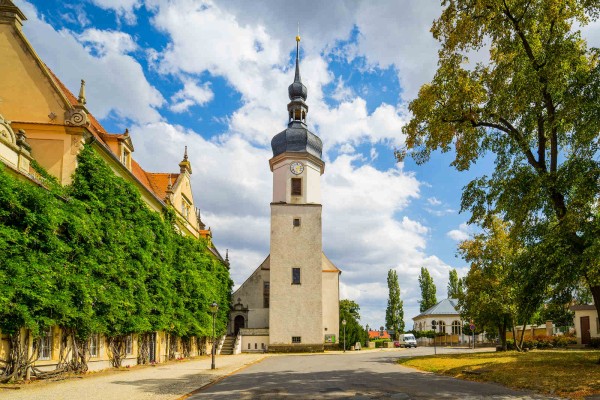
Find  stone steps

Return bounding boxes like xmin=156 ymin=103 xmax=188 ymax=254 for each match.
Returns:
xmin=220 ymin=335 xmax=236 ymax=355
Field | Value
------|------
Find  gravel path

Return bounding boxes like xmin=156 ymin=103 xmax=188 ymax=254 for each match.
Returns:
xmin=0 ymin=353 xmax=267 ymax=400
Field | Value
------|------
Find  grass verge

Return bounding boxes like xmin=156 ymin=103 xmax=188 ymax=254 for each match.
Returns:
xmin=398 ymin=350 xmax=600 ymax=399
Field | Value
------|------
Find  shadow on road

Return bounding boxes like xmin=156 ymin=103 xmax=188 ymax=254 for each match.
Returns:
xmin=185 ymin=356 xmax=555 ymax=400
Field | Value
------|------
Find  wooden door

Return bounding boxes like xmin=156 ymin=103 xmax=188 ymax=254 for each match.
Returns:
xmin=581 ymin=316 xmax=591 ymax=345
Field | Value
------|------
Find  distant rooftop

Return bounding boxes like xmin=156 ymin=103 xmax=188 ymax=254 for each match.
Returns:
xmin=413 ymin=298 xmax=459 ymax=319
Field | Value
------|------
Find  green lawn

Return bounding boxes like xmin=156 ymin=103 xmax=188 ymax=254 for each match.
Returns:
xmin=398 ymin=350 xmax=600 ymax=399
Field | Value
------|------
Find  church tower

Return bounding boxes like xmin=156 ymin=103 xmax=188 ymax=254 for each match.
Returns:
xmin=267 ymin=35 xmax=327 ymax=351
xmin=230 ymin=35 xmax=339 ymax=353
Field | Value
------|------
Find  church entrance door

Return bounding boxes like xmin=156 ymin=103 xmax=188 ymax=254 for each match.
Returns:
xmin=234 ymin=315 xmax=245 ymax=335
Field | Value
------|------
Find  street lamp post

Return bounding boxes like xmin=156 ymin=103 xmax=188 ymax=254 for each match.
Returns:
xmin=342 ymin=319 xmax=347 ymax=353
xmin=209 ymin=302 xmax=219 ymax=370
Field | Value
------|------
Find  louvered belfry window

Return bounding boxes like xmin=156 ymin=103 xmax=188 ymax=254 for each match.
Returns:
xmin=291 ymin=178 xmax=302 ymax=196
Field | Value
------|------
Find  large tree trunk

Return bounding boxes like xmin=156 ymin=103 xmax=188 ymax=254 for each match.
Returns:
xmin=590 ymin=285 xmax=600 ymax=316
xmin=498 ymin=317 xmax=508 ymax=351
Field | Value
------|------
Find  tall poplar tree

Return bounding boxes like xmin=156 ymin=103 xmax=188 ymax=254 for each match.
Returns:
xmin=447 ymin=269 xmax=463 ymax=299
xmin=385 ymin=269 xmax=404 ymax=339
xmin=418 ymin=267 xmax=437 ymax=312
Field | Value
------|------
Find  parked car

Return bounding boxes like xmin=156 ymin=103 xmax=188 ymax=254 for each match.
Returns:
xmin=394 ymin=334 xmax=417 ymax=348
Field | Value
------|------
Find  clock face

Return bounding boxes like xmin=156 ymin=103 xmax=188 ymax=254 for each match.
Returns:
xmin=290 ymin=161 xmax=304 ymax=175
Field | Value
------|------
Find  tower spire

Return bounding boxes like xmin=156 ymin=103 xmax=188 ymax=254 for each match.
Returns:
xmin=78 ymin=79 xmax=86 ymax=105
xmin=287 ymin=33 xmax=308 ymax=125
xmin=179 ymin=146 xmax=192 ymax=174
xmin=294 ymin=24 xmax=301 ymax=83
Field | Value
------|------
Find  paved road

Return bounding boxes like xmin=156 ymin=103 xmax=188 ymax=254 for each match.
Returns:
xmin=189 ymin=347 xmax=561 ymax=400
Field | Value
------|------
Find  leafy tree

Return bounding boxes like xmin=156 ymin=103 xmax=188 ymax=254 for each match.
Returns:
xmin=339 ymin=299 xmax=367 ymax=350
xmin=458 ymin=217 xmax=519 ymax=350
xmin=447 ymin=269 xmax=463 ymax=299
xmin=385 ymin=269 xmax=404 ymax=339
xmin=418 ymin=267 xmax=437 ymax=312
xmin=399 ymin=0 xmax=600 ymax=318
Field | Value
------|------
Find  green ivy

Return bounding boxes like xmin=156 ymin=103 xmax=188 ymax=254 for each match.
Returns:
xmin=0 ymin=144 xmax=232 ymax=341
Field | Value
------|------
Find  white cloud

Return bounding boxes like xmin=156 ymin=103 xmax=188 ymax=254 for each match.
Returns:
xmin=17 ymin=0 xmax=164 ymax=125
xmin=89 ymin=0 xmax=142 ymax=25
xmin=330 ymin=76 xmax=355 ymax=102
xmin=354 ymin=1 xmax=441 ymax=101
xmin=170 ymin=79 xmax=214 ymax=113
xmin=427 ymin=197 xmax=442 ymax=206
xmin=149 ymin=0 xmax=409 ymax=149
xmin=447 ymin=222 xmax=471 ymax=242
xmin=78 ymin=29 xmax=138 ymax=56
xmin=61 ymin=4 xmax=90 ymax=27
xmin=581 ymin=19 xmax=600 ymax=48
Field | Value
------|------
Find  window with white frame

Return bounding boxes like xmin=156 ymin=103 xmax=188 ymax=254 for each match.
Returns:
xmin=126 ymin=334 xmax=133 ymax=355
xmin=452 ymin=321 xmax=462 ymax=335
xmin=39 ymin=328 xmax=52 ymax=360
xmin=438 ymin=321 xmax=446 ymax=334
xmin=181 ymin=197 xmax=191 ymax=220
xmin=89 ymin=334 xmax=99 ymax=357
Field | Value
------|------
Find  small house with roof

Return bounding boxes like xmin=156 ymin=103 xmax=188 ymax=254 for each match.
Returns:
xmin=367 ymin=329 xmax=391 ymax=340
xmin=570 ymin=304 xmax=598 ymax=346
xmin=412 ymin=298 xmax=467 ymax=344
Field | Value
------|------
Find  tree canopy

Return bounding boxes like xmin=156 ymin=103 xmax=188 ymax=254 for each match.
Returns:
xmin=339 ymin=299 xmax=368 ymax=349
xmin=457 ymin=217 xmax=520 ymax=350
xmin=0 ymin=144 xmax=232 ymax=369
xmin=418 ymin=267 xmax=437 ymax=312
xmin=385 ymin=269 xmax=405 ymax=339
xmin=400 ymin=0 xmax=600 ymax=315
xmin=447 ymin=269 xmax=463 ymax=299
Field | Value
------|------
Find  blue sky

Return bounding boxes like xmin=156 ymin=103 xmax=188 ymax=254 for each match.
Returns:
xmin=19 ymin=0 xmax=584 ymax=329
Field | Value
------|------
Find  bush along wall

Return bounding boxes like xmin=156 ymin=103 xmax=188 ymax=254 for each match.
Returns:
xmin=0 ymin=145 xmax=232 ymax=382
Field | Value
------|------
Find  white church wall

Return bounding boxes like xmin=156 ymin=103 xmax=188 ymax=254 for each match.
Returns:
xmin=269 ymin=203 xmax=323 ymax=347
xmin=304 ymin=161 xmax=322 ymax=204
xmin=247 ymin=308 xmax=269 ymax=329
xmin=322 ymin=269 xmax=340 ymax=343
xmin=241 ymin=335 xmax=269 ymax=353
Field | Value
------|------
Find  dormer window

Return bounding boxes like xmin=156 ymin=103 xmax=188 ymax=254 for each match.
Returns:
xmin=181 ymin=197 xmax=192 ymax=221
xmin=121 ymin=147 xmax=131 ymax=169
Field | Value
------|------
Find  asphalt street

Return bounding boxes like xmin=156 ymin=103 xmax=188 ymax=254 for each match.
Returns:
xmin=189 ymin=347 xmax=561 ymax=400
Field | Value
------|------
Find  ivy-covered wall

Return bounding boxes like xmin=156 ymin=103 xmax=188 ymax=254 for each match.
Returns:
xmin=0 ymin=144 xmax=232 ymax=341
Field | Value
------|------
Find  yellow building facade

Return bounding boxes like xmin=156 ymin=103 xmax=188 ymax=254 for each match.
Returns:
xmin=0 ymin=0 xmax=224 ymax=372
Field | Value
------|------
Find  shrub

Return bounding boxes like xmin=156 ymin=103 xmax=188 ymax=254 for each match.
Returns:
xmin=508 ymin=335 xmax=577 ymax=350
xmin=372 ymin=339 xmax=391 ymax=348
xmin=588 ymin=338 xmax=600 ymax=349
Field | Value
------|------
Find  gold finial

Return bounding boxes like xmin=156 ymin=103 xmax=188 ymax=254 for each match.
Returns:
xmin=296 ymin=22 xmax=300 ymax=42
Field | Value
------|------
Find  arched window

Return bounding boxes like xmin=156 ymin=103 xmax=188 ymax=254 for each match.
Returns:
xmin=452 ymin=320 xmax=462 ymax=335
xmin=438 ymin=321 xmax=446 ymax=334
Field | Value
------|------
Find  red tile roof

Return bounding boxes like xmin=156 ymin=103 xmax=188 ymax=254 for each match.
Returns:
xmin=146 ymin=172 xmax=180 ymax=201
xmin=45 ymin=65 xmax=175 ymax=203
xmin=368 ymin=330 xmax=391 ymax=339
xmin=41 ymin=65 xmax=220 ymax=255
